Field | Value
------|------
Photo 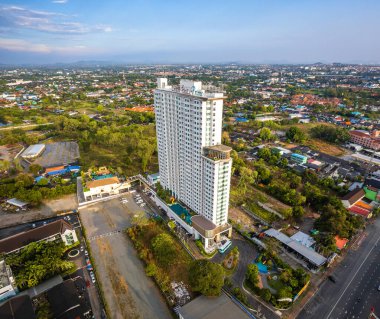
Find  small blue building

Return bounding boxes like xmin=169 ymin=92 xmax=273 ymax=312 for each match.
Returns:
xmin=290 ymin=153 xmax=308 ymax=164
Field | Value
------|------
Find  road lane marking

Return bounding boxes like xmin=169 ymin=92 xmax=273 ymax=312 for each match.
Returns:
xmin=326 ymin=232 xmax=380 ymax=319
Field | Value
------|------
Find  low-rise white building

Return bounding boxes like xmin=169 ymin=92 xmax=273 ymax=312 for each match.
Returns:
xmin=83 ymin=176 xmax=130 ymax=200
xmin=0 ymin=260 xmax=17 ymax=301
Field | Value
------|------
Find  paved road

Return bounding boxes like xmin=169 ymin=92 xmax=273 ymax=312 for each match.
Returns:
xmin=211 ymin=232 xmax=280 ymax=319
xmin=298 ymin=218 xmax=380 ymax=319
xmin=0 ymin=213 xmax=79 ymax=239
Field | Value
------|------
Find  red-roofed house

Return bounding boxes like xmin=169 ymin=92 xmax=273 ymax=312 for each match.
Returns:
xmin=335 ymin=236 xmax=349 ymax=250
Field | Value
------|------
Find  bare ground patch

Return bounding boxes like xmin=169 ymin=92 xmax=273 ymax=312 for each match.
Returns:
xmin=95 ymin=238 xmax=140 ymax=319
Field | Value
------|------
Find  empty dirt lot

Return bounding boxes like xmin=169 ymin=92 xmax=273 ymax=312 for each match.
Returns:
xmin=0 ymin=194 xmax=78 ymax=229
xmin=79 ymin=196 xmax=172 ymax=319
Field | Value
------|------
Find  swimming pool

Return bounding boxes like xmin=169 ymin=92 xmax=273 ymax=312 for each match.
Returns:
xmin=255 ymin=262 xmax=268 ymax=274
xmin=170 ymin=203 xmax=192 ymax=225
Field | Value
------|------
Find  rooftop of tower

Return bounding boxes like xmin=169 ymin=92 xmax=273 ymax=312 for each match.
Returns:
xmin=156 ymin=78 xmax=225 ymax=99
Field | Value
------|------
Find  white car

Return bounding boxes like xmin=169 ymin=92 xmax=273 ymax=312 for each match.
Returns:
xmin=90 ymin=271 xmax=96 ymax=283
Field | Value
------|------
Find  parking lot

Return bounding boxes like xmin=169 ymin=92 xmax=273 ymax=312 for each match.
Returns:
xmin=79 ymin=194 xmax=173 ymax=319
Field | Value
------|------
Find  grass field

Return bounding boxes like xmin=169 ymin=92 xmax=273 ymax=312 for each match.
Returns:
xmin=280 ymin=122 xmax=347 ymax=156
xmin=230 ymin=178 xmax=291 ymax=222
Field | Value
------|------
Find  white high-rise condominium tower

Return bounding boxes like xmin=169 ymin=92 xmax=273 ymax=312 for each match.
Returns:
xmin=154 ymin=78 xmax=232 ymax=247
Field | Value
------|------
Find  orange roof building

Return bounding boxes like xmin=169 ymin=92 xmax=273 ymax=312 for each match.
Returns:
xmin=335 ymin=236 xmax=349 ymax=250
xmin=45 ymin=166 xmax=65 ymax=173
xmin=86 ymin=176 xmax=120 ymax=189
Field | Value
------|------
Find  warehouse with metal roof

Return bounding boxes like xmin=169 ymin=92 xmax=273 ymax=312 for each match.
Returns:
xmin=21 ymin=144 xmax=45 ymax=159
xmin=264 ymin=228 xmax=327 ymax=269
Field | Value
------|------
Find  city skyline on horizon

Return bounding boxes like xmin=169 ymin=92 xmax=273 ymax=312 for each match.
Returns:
xmin=0 ymin=0 xmax=379 ymax=65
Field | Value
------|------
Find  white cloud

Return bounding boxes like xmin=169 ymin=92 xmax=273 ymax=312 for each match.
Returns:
xmin=0 ymin=37 xmax=90 ymax=54
xmin=0 ymin=5 xmax=112 ymax=34
xmin=0 ymin=38 xmax=51 ymax=53
xmin=52 ymin=0 xmax=68 ymax=3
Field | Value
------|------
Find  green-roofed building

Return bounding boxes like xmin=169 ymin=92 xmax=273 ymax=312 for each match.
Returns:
xmin=364 ymin=186 xmax=379 ymax=202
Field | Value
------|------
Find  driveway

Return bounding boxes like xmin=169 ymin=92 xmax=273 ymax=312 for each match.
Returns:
xmin=79 ymin=196 xmax=173 ymax=319
xmin=215 ymin=232 xmax=280 ymax=319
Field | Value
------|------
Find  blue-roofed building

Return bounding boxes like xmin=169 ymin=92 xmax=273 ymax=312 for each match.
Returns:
xmin=290 ymin=153 xmax=308 ymax=164
xmin=35 ymin=176 xmax=45 ymax=183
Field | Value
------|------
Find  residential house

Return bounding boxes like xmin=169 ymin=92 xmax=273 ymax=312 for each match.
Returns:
xmin=83 ymin=176 xmax=130 ymax=200
xmin=0 ymin=220 xmax=78 ymax=255
xmin=0 ymin=260 xmax=17 ymax=301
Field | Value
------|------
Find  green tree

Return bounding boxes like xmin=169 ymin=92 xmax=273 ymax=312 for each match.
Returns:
xmin=189 ymin=260 xmax=225 ymax=296
xmin=246 ymin=264 xmax=259 ymax=286
xmin=151 ymin=233 xmax=177 ymax=266
xmin=238 ymin=167 xmax=257 ymax=194
xmin=259 ymin=127 xmax=273 ymax=141
xmin=279 ymin=158 xmax=289 ymax=168
xmin=15 ymin=174 xmax=34 ymax=188
xmin=145 ymin=263 xmax=158 ymax=277
xmin=286 ymin=126 xmax=306 ymax=143
xmin=260 ymin=288 xmax=272 ymax=302
xmin=292 ymin=206 xmax=305 ymax=219
xmin=0 ymin=160 xmax=11 ymax=172
xmin=257 ymin=147 xmax=272 ymax=161
xmin=29 ymin=164 xmax=43 ymax=176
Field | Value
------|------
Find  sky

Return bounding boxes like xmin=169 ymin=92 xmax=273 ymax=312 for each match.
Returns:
xmin=0 ymin=0 xmax=379 ymax=65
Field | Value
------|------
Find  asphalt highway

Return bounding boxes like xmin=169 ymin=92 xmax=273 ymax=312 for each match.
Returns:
xmin=298 ymin=217 xmax=380 ymax=319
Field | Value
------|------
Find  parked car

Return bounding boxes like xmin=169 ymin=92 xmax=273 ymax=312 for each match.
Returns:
xmin=328 ymin=275 xmax=336 ymax=283
xmin=85 ymin=250 xmax=89 ymax=256
xmin=90 ymin=271 xmax=96 ymax=283
xmin=80 ymin=246 xmax=84 ymax=252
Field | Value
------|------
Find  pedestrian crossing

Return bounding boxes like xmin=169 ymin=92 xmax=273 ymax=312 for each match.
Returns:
xmin=88 ymin=230 xmax=122 ymax=241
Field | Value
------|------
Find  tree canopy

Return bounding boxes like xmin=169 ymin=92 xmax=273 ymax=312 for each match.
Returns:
xmin=151 ymin=233 xmax=177 ymax=266
xmin=6 ymin=241 xmax=75 ymax=290
xmin=286 ymin=126 xmax=306 ymax=143
xmin=189 ymin=260 xmax=225 ymax=296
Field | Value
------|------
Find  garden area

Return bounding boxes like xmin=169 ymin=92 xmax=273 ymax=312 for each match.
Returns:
xmin=5 ymin=241 xmax=76 ymax=290
xmin=244 ymin=250 xmax=310 ymax=309
xmin=222 ymin=246 xmax=239 ymax=275
xmin=127 ymin=220 xmax=226 ymax=305
xmin=127 ymin=220 xmax=193 ymax=303
xmin=0 ymin=172 xmax=76 ymax=206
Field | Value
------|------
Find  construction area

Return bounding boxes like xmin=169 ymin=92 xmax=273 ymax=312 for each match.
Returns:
xmin=79 ymin=197 xmax=172 ymax=319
